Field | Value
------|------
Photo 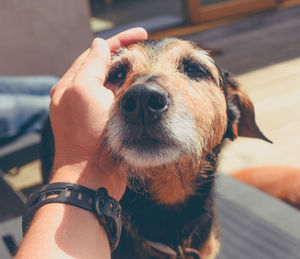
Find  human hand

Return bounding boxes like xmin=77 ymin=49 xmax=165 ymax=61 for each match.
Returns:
xmin=49 ymin=28 xmax=148 ymax=200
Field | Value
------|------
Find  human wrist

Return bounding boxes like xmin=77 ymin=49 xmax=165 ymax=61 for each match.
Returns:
xmin=50 ymin=158 xmax=126 ymax=201
xmin=50 ymin=163 xmax=100 ymax=189
xmin=51 ymin=149 xmax=107 ymax=187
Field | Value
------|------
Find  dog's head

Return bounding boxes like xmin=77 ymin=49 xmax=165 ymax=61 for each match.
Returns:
xmin=104 ymin=38 xmax=270 ymax=204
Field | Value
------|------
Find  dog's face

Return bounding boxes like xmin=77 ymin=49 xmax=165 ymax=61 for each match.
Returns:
xmin=105 ymin=39 xmax=227 ymax=167
xmin=104 ymin=38 xmax=269 ymax=204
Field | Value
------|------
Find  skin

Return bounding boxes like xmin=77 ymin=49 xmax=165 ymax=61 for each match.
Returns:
xmin=15 ymin=27 xmax=148 ymax=259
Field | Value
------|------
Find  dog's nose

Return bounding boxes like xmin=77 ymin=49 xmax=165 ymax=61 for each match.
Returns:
xmin=121 ymin=83 xmax=170 ymax=125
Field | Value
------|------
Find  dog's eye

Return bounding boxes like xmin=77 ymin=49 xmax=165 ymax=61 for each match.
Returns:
xmin=179 ymin=59 xmax=211 ymax=81
xmin=108 ymin=69 xmax=127 ymax=82
xmin=107 ymin=63 xmax=129 ymax=86
xmin=113 ymin=70 xmax=127 ymax=80
xmin=184 ymin=63 xmax=207 ymax=79
xmin=185 ymin=64 xmax=203 ymax=74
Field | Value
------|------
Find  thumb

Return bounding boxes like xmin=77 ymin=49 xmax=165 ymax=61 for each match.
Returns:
xmin=75 ymin=38 xmax=111 ymax=87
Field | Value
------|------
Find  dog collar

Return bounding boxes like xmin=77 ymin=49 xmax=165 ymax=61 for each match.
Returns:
xmin=144 ymin=240 xmax=202 ymax=259
xmin=22 ymin=182 xmax=122 ymax=251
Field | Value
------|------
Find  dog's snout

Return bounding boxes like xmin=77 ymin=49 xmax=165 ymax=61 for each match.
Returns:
xmin=121 ymin=83 xmax=170 ymax=124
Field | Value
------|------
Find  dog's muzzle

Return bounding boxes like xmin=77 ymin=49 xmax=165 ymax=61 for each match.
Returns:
xmin=120 ymin=83 xmax=171 ymax=125
xmin=106 ymin=80 xmax=199 ymax=168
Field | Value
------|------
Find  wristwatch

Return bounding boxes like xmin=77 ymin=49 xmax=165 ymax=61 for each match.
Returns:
xmin=22 ymin=182 xmax=122 ymax=250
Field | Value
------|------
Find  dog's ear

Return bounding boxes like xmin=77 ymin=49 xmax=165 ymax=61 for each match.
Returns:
xmin=221 ymin=70 xmax=272 ymax=143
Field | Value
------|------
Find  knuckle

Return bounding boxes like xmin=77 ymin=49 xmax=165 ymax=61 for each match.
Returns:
xmin=50 ymin=84 xmax=57 ymax=98
xmin=73 ymin=76 xmax=84 ymax=90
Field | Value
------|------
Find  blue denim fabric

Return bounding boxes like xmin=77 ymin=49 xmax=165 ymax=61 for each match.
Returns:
xmin=0 ymin=76 xmax=59 ymax=138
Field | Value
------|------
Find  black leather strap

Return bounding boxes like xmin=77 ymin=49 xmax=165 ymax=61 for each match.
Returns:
xmin=22 ymin=182 xmax=122 ymax=250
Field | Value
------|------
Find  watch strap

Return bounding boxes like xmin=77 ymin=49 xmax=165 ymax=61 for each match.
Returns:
xmin=22 ymin=182 xmax=122 ymax=250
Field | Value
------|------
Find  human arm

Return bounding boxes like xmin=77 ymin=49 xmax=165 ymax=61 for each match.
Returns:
xmin=15 ymin=28 xmax=148 ymax=259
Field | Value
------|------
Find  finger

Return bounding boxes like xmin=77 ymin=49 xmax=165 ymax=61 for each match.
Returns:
xmin=75 ymin=38 xmax=111 ymax=87
xmin=107 ymin=27 xmax=148 ymax=52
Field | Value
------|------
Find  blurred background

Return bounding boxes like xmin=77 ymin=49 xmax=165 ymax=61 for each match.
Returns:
xmin=0 ymin=0 xmax=300 ymax=257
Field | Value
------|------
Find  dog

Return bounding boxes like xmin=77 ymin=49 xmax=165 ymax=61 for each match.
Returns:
xmin=41 ymin=38 xmax=270 ymax=259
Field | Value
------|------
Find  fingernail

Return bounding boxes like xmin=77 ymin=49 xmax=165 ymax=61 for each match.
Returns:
xmin=91 ymin=38 xmax=102 ymax=49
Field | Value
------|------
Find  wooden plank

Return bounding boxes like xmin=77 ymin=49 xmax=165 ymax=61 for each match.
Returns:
xmin=3 ymin=160 xmax=42 ymax=191
xmin=184 ymin=0 xmax=277 ymax=24
xmin=279 ymin=0 xmax=300 ymax=8
xmin=198 ymin=0 xmax=277 ymax=22
xmin=182 ymin=0 xmax=202 ymax=24
xmin=151 ymin=1 xmax=298 ymax=40
xmin=149 ymin=16 xmax=245 ymax=39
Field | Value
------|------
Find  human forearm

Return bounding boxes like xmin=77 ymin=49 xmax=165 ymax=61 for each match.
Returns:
xmin=16 ymin=159 xmax=122 ymax=259
xmin=15 ymin=28 xmax=148 ymax=259
xmin=16 ymin=202 xmax=110 ymax=259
